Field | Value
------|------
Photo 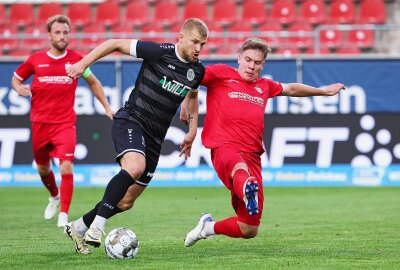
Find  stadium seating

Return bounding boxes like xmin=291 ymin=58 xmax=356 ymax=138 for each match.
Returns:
xmin=229 ymin=23 xmax=253 ymax=47
xmin=287 ymin=22 xmax=314 ymax=49
xmin=357 ymin=0 xmax=386 ymax=24
xmin=336 ymin=46 xmax=361 ymax=54
xmin=9 ymin=4 xmax=34 ymax=29
xmin=95 ymin=2 xmax=121 ymax=28
xmin=241 ymin=0 xmax=267 ymax=27
xmin=110 ymin=25 xmax=135 ymax=39
xmin=182 ymin=1 xmax=208 ymax=22
xmin=20 ymin=25 xmax=48 ymax=51
xmin=37 ymin=3 xmax=64 ymax=25
xmin=269 ymin=0 xmax=297 ymax=25
xmin=211 ymin=0 xmax=237 ymax=27
xmin=258 ymin=22 xmax=284 ymax=49
xmin=319 ymin=28 xmax=343 ymax=49
xmin=206 ymin=23 xmax=226 ymax=51
xmin=140 ymin=25 xmax=166 ymax=43
xmin=299 ymin=0 xmax=326 ymax=25
xmin=346 ymin=29 xmax=375 ymax=49
xmin=80 ymin=24 xmax=107 ymax=50
xmin=328 ymin=0 xmax=355 ymax=24
xmin=125 ymin=1 xmax=150 ymax=28
xmin=0 ymin=26 xmax=19 ymax=52
xmin=153 ymin=2 xmax=180 ymax=28
xmin=276 ymin=47 xmax=300 ymax=56
xmin=0 ymin=5 xmax=6 ymax=26
xmin=67 ymin=3 xmax=92 ymax=29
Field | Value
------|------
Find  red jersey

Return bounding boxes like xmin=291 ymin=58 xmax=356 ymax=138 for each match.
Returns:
xmin=14 ymin=50 xmax=82 ymax=123
xmin=201 ymin=64 xmax=283 ymax=153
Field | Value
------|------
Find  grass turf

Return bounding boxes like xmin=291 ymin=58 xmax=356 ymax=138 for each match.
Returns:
xmin=0 ymin=187 xmax=399 ymax=269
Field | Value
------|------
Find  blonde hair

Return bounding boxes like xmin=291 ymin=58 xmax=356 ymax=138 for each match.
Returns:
xmin=241 ymin=38 xmax=271 ymax=60
xmin=46 ymin=15 xmax=71 ymax=32
xmin=181 ymin=18 xmax=209 ymax=39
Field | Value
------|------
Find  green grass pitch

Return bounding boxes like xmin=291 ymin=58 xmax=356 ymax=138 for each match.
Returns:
xmin=0 ymin=187 xmax=399 ymax=269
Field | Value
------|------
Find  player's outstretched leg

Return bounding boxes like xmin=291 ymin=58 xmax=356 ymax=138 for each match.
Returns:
xmin=184 ymin=213 xmax=214 ymax=247
xmin=243 ymin=176 xmax=259 ymax=215
xmin=85 ymin=227 xmax=106 ymax=248
xmin=44 ymin=195 xmax=60 ymax=220
xmin=64 ymin=222 xmax=90 ymax=255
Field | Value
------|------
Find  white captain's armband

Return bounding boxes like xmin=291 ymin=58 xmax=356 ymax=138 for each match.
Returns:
xmin=129 ymin=39 xmax=138 ymax=57
xmin=281 ymin=83 xmax=288 ymax=95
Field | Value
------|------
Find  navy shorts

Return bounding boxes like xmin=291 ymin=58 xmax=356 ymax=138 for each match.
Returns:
xmin=111 ymin=117 xmax=160 ymax=186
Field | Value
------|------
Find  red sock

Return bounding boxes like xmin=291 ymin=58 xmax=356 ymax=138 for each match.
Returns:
xmin=232 ymin=169 xmax=250 ymax=199
xmin=40 ymin=170 xmax=58 ymax=197
xmin=60 ymin=174 xmax=74 ymax=213
xmin=214 ymin=216 xmax=244 ymax=238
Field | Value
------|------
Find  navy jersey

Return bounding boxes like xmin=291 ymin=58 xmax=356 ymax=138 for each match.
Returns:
xmin=117 ymin=40 xmax=205 ymax=145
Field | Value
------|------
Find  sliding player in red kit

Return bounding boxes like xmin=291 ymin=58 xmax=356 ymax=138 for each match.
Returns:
xmin=11 ymin=15 xmax=114 ymax=228
xmin=184 ymin=38 xmax=345 ymax=246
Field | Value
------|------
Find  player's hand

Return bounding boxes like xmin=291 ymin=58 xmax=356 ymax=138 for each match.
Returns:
xmin=324 ymin=83 xmax=346 ymax=96
xmin=180 ymin=106 xmax=188 ymax=125
xmin=105 ymin=108 xmax=115 ymax=120
xmin=179 ymin=132 xmax=196 ymax=160
xmin=14 ymin=84 xmax=32 ymax=97
xmin=66 ymin=62 xmax=86 ymax=79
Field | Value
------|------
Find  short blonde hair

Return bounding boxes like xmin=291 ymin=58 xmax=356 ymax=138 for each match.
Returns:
xmin=46 ymin=15 xmax=71 ymax=32
xmin=181 ymin=18 xmax=209 ymax=39
xmin=241 ymin=38 xmax=271 ymax=60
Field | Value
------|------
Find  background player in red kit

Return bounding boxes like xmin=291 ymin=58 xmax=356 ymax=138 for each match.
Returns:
xmin=183 ymin=38 xmax=345 ymax=246
xmin=11 ymin=15 xmax=114 ymax=228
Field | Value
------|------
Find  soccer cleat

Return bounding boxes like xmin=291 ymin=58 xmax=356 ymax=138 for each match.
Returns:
xmin=64 ymin=222 xmax=90 ymax=255
xmin=244 ymin=176 xmax=259 ymax=215
xmin=184 ymin=213 xmax=213 ymax=247
xmin=84 ymin=227 xmax=105 ymax=248
xmin=44 ymin=196 xmax=59 ymax=220
xmin=57 ymin=212 xmax=68 ymax=228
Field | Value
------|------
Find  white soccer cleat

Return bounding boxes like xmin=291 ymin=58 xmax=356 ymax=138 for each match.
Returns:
xmin=57 ymin=212 xmax=68 ymax=228
xmin=44 ymin=196 xmax=59 ymax=220
xmin=85 ymin=227 xmax=105 ymax=248
xmin=184 ymin=213 xmax=213 ymax=247
xmin=64 ymin=222 xmax=90 ymax=255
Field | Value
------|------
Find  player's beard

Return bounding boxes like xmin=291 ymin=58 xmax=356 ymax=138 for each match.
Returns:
xmin=182 ymin=50 xmax=198 ymax=63
xmin=53 ymin=40 xmax=68 ymax=52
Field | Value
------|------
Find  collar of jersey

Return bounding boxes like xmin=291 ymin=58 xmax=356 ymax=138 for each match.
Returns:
xmin=175 ymin=44 xmax=188 ymax=63
xmin=47 ymin=50 xmax=67 ymax=60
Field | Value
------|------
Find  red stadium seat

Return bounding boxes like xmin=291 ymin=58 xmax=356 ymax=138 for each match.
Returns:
xmin=241 ymin=1 xmax=267 ymax=27
xmin=182 ymin=1 xmax=208 ymax=22
xmin=269 ymin=0 xmax=297 ymax=25
xmin=37 ymin=3 xmax=64 ymax=25
xmin=9 ymin=4 xmax=35 ymax=29
xmin=81 ymin=24 xmax=107 ymax=50
xmin=110 ymin=25 xmax=134 ymax=39
xmin=95 ymin=2 xmax=121 ymax=28
xmin=0 ymin=26 xmax=19 ymax=52
xmin=319 ymin=28 xmax=343 ymax=49
xmin=305 ymin=46 xmax=331 ymax=55
xmin=328 ymin=0 xmax=355 ymax=24
xmin=276 ymin=47 xmax=300 ymax=57
xmin=211 ymin=0 xmax=237 ymax=27
xmin=20 ymin=25 xmax=48 ymax=51
xmin=125 ymin=2 xmax=150 ymax=28
xmin=357 ymin=0 xmax=386 ymax=24
xmin=228 ymin=23 xmax=253 ymax=47
xmin=67 ymin=3 xmax=92 ymax=29
xmin=8 ymin=48 xmax=32 ymax=57
xmin=346 ymin=29 xmax=375 ymax=49
xmin=299 ymin=0 xmax=326 ymax=25
xmin=336 ymin=46 xmax=361 ymax=55
xmin=140 ymin=25 xmax=166 ymax=43
xmin=287 ymin=22 xmax=314 ymax=49
xmin=206 ymin=23 xmax=226 ymax=51
xmin=0 ymin=5 xmax=6 ymax=26
xmin=258 ymin=22 xmax=284 ymax=49
xmin=153 ymin=2 xmax=180 ymax=28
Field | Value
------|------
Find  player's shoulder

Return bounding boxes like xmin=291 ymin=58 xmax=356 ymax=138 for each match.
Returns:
xmin=205 ymin=63 xmax=235 ymax=77
xmin=66 ymin=49 xmax=83 ymax=59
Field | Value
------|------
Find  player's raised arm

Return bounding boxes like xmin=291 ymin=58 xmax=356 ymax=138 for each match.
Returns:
xmin=281 ymin=83 xmax=345 ymax=97
xmin=67 ymin=39 xmax=132 ymax=79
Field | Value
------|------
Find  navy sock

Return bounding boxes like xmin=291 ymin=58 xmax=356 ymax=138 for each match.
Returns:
xmin=97 ymin=170 xmax=134 ymax=219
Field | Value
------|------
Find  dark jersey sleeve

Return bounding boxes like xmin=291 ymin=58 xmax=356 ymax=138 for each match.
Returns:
xmin=136 ymin=40 xmax=173 ymax=63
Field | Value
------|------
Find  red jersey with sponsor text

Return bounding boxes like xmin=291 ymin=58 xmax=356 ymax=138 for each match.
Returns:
xmin=201 ymin=64 xmax=283 ymax=153
xmin=14 ymin=50 xmax=82 ymax=123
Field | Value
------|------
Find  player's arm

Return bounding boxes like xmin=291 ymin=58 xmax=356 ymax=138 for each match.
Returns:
xmin=281 ymin=83 xmax=345 ymax=97
xmin=67 ymin=39 xmax=132 ymax=79
xmin=179 ymin=90 xmax=199 ymax=160
xmin=11 ymin=75 xmax=31 ymax=97
xmin=83 ymin=68 xmax=115 ymax=120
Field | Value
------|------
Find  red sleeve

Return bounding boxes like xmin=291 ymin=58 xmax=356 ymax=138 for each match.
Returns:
xmin=268 ymin=80 xmax=284 ymax=98
xmin=202 ymin=64 xmax=227 ymax=87
xmin=14 ymin=55 xmax=34 ymax=81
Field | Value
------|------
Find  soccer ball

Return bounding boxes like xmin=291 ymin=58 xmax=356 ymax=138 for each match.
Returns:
xmin=104 ymin=227 xmax=139 ymax=259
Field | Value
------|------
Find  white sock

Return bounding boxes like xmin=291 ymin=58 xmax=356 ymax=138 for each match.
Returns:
xmin=203 ymin=221 xmax=216 ymax=237
xmin=91 ymin=215 xmax=106 ymax=231
xmin=73 ymin=217 xmax=88 ymax=235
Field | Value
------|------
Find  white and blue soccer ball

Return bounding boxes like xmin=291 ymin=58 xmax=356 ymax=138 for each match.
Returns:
xmin=104 ymin=227 xmax=139 ymax=259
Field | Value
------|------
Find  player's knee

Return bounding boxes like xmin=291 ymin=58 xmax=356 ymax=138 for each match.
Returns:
xmin=59 ymin=160 xmax=73 ymax=174
xmin=124 ymin=165 xmax=145 ymax=180
xmin=117 ymin=200 xmax=134 ymax=211
xmin=241 ymin=226 xmax=259 ymax=239
xmin=37 ymin=165 xmax=50 ymax=176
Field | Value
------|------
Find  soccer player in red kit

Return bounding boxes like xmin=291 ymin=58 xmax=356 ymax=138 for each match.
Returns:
xmin=184 ymin=38 xmax=345 ymax=246
xmin=11 ymin=15 xmax=114 ymax=228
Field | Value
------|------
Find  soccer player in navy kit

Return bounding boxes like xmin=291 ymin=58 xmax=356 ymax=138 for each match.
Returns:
xmin=64 ymin=18 xmax=208 ymax=254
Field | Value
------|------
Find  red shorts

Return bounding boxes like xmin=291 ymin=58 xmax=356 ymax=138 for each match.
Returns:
xmin=31 ymin=121 xmax=76 ymax=165
xmin=211 ymin=147 xmax=264 ymax=226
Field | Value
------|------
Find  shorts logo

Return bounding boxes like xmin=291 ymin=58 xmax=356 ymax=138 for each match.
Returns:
xmin=146 ymin=172 xmax=154 ymax=177
xmin=142 ymin=136 xmax=146 ymax=147
xmin=187 ymin=69 xmax=195 ymax=81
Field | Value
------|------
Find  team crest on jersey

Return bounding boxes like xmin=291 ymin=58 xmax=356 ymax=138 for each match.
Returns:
xmin=254 ymin=85 xmax=262 ymax=93
xmin=186 ymin=69 xmax=195 ymax=81
xmin=65 ymin=63 xmax=72 ymax=70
